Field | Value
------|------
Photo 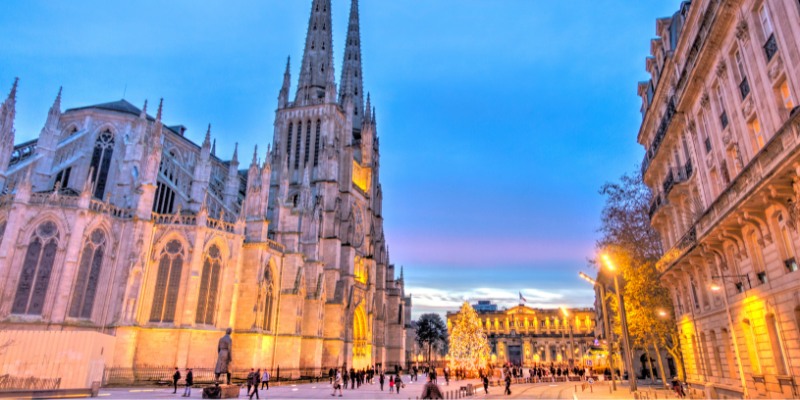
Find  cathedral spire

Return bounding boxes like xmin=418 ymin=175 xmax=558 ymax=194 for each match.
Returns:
xmin=339 ymin=0 xmax=365 ymax=129
xmin=296 ymin=0 xmax=336 ymax=105
xmin=278 ymin=56 xmax=291 ymax=109
xmin=251 ymin=144 xmax=259 ymax=168
xmin=45 ymin=87 xmax=62 ymax=129
xmin=140 ymin=99 xmax=148 ymax=119
xmin=202 ymin=124 xmax=212 ymax=149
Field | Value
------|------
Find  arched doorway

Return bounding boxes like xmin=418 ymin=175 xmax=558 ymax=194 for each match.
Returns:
xmin=353 ymin=302 xmax=371 ymax=369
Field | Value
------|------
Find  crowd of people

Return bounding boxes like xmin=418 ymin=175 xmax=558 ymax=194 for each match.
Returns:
xmin=329 ymin=365 xmax=406 ymax=397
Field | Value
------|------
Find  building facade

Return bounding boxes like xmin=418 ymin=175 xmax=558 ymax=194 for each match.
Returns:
xmin=446 ymin=303 xmax=596 ymax=367
xmin=638 ymin=0 xmax=800 ymax=398
xmin=0 ymin=0 xmax=409 ymax=377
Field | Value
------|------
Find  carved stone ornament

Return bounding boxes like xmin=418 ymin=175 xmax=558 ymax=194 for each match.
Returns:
xmin=722 ymin=132 xmax=732 ymax=145
xmin=742 ymin=96 xmax=755 ymax=117
xmin=700 ymin=92 xmax=710 ymax=108
xmin=715 ymin=61 xmax=727 ymax=78
xmin=735 ymin=20 xmax=749 ymax=42
xmin=706 ymin=155 xmax=715 ymax=169
xmin=687 ymin=120 xmax=697 ymax=134
xmin=768 ymin=55 xmax=784 ymax=82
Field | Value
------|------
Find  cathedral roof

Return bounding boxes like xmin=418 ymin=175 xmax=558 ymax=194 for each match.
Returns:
xmin=67 ymin=99 xmax=143 ymax=117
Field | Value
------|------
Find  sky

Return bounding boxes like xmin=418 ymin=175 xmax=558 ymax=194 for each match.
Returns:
xmin=0 ymin=0 xmax=684 ymax=319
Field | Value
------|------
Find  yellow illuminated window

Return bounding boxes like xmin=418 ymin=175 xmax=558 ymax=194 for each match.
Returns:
xmin=354 ymin=256 xmax=368 ymax=284
xmin=748 ymin=117 xmax=764 ymax=150
xmin=779 ymin=81 xmax=794 ymax=110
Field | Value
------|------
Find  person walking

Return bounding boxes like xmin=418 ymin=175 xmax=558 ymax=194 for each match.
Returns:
xmin=249 ymin=369 xmax=260 ymax=399
xmin=261 ymin=369 xmax=270 ymax=390
xmin=395 ymin=374 xmax=403 ymax=395
xmin=331 ymin=370 xmax=343 ymax=397
xmin=379 ymin=371 xmax=385 ymax=391
xmin=388 ymin=375 xmax=395 ymax=393
xmin=482 ymin=374 xmax=489 ymax=394
xmin=246 ymin=369 xmax=255 ymax=398
xmin=420 ymin=375 xmax=443 ymax=399
xmin=172 ymin=367 xmax=181 ymax=394
xmin=504 ymin=373 xmax=512 ymax=395
xmin=182 ymin=368 xmax=193 ymax=397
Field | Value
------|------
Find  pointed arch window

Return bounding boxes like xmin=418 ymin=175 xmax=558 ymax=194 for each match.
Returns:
xmin=150 ymin=240 xmax=184 ymax=323
xmin=196 ymin=245 xmax=222 ymax=325
xmin=294 ymin=121 xmax=302 ymax=169
xmin=261 ymin=267 xmax=275 ymax=331
xmin=12 ymin=221 xmax=59 ymax=315
xmin=89 ymin=130 xmax=115 ymax=199
xmin=69 ymin=229 xmax=106 ymax=319
xmin=286 ymin=123 xmax=293 ymax=168
xmin=304 ymin=120 xmax=311 ymax=165
xmin=314 ymin=120 xmax=321 ymax=166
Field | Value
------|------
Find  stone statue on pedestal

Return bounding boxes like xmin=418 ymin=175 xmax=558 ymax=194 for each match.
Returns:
xmin=215 ymin=327 xmax=233 ymax=384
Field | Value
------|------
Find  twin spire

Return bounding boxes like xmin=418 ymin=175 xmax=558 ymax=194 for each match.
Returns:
xmin=292 ymin=0 xmax=369 ymax=130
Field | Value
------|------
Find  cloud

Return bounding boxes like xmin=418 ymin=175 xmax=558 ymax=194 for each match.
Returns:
xmin=406 ymin=286 xmax=594 ymax=320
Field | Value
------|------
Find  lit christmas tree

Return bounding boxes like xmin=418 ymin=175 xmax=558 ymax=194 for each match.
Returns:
xmin=448 ymin=302 xmax=490 ymax=375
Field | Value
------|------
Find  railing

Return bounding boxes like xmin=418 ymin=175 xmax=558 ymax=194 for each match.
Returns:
xmin=648 ymin=192 xmax=666 ymax=220
xmin=28 ymin=192 xmax=81 ymax=208
xmin=641 ymin=98 xmax=677 ymax=175
xmin=103 ymin=366 xmax=340 ymax=386
xmin=206 ymin=216 xmax=235 ymax=233
xmin=764 ymin=33 xmax=778 ymax=62
xmin=662 ymin=170 xmax=675 ymax=195
xmin=0 ymin=374 xmax=61 ymax=390
xmin=152 ymin=212 xmax=197 ymax=226
xmin=8 ymin=139 xmax=38 ymax=167
xmin=266 ymin=239 xmax=285 ymax=252
xmin=674 ymin=0 xmax=722 ymax=106
xmin=89 ymin=199 xmax=134 ymax=219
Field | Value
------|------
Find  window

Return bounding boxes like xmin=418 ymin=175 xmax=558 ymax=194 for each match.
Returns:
xmin=716 ymin=86 xmax=728 ymax=129
xmin=759 ymin=4 xmax=773 ymax=37
xmin=286 ymin=123 xmax=293 ymax=168
xmin=690 ymin=280 xmax=701 ymax=309
xmin=766 ymin=314 xmax=789 ymax=375
xmin=749 ymin=230 xmax=766 ymax=277
xmin=748 ymin=117 xmax=765 ymax=151
xmin=68 ymin=229 xmax=106 ymax=319
xmin=195 ymin=245 xmax=222 ymax=325
xmin=313 ymin=120 xmax=321 ymax=166
xmin=709 ymin=330 xmax=724 ymax=377
xmin=54 ymin=167 xmax=72 ymax=190
xmin=700 ymin=111 xmax=712 ymax=153
xmin=734 ymin=50 xmax=750 ymax=99
xmin=304 ymin=120 xmax=311 ymax=165
xmin=152 ymin=181 xmax=176 ymax=214
xmin=150 ymin=240 xmax=184 ymax=323
xmin=12 ymin=221 xmax=59 ymax=315
xmin=742 ymin=319 xmax=762 ymax=374
xmin=721 ymin=328 xmax=737 ymax=379
xmin=778 ymin=80 xmax=795 ymax=110
xmin=294 ymin=121 xmax=301 ymax=169
xmin=89 ymin=130 xmax=114 ymax=199
xmin=777 ymin=212 xmax=798 ymax=272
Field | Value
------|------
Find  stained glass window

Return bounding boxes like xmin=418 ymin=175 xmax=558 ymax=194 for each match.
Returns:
xmin=196 ymin=245 xmax=222 ymax=325
xmin=12 ymin=221 xmax=59 ymax=315
xmin=89 ymin=130 xmax=115 ymax=199
xmin=69 ymin=229 xmax=106 ymax=319
xmin=150 ymin=240 xmax=183 ymax=323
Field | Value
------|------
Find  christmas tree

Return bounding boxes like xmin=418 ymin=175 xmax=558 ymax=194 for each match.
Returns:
xmin=448 ymin=302 xmax=490 ymax=375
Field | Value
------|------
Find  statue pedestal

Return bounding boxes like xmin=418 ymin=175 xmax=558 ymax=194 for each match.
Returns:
xmin=202 ymin=384 xmax=240 ymax=399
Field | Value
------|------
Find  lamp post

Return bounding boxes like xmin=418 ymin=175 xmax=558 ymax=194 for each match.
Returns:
xmin=601 ymin=254 xmax=637 ymax=393
xmin=710 ymin=274 xmax=749 ymax=399
xmin=561 ymin=307 xmax=576 ymax=370
xmin=580 ymin=271 xmax=617 ymax=391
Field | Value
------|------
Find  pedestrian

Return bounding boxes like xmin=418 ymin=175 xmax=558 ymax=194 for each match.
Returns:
xmin=482 ymin=374 xmax=489 ymax=394
xmin=246 ymin=368 xmax=255 ymax=398
xmin=329 ymin=368 xmax=335 ymax=385
xmin=379 ymin=371 xmax=385 ymax=391
xmin=249 ymin=368 xmax=260 ymax=399
xmin=389 ymin=375 xmax=395 ymax=393
xmin=504 ymin=373 xmax=512 ymax=395
xmin=182 ymin=368 xmax=193 ymax=397
xmin=420 ymin=375 xmax=443 ymax=399
xmin=332 ymin=370 xmax=343 ymax=397
xmin=343 ymin=371 xmax=349 ymax=389
xmin=395 ymin=374 xmax=403 ymax=394
xmin=172 ymin=367 xmax=181 ymax=394
xmin=261 ymin=369 xmax=270 ymax=390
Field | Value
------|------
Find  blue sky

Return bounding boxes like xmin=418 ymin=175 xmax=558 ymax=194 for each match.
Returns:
xmin=1 ymin=0 xmax=683 ymax=318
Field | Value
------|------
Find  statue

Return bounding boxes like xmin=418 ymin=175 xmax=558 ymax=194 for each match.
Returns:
xmin=215 ymin=327 xmax=233 ymax=384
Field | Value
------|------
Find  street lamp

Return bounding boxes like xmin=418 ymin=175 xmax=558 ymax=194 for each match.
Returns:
xmin=710 ymin=276 xmax=749 ymax=399
xmin=561 ymin=307 xmax=576 ymax=370
xmin=601 ymin=254 xmax=638 ymax=393
xmin=579 ymin=271 xmax=618 ymax=391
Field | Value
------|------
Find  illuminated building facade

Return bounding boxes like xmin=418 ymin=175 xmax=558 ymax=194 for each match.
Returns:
xmin=0 ymin=0 xmax=408 ymax=376
xmin=446 ymin=303 xmax=596 ymax=367
xmin=639 ymin=0 xmax=800 ymax=397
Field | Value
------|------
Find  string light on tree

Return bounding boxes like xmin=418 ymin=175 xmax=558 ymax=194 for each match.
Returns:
xmin=448 ymin=302 xmax=490 ymax=376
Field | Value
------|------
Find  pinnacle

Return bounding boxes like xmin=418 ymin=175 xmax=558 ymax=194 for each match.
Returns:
xmin=232 ymin=142 xmax=239 ymax=163
xmin=252 ymin=144 xmax=259 ymax=165
xmin=140 ymin=99 xmax=148 ymax=118
xmin=203 ymin=124 xmax=212 ymax=148
xmin=155 ymin=98 xmax=163 ymax=121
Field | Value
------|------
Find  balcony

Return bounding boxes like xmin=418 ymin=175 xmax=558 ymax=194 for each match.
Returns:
xmin=641 ymin=97 xmax=677 ymax=175
xmin=739 ymin=77 xmax=750 ymax=99
xmin=764 ymin=33 xmax=778 ymax=62
xmin=648 ymin=191 xmax=667 ymax=220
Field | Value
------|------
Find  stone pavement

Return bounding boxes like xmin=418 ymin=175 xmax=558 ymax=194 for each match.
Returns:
xmin=98 ymin=378 xmax=683 ymax=399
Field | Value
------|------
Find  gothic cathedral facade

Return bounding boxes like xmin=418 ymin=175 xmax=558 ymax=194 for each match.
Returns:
xmin=0 ymin=0 xmax=409 ymax=374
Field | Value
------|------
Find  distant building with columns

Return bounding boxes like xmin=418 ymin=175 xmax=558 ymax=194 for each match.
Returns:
xmin=446 ymin=303 xmax=595 ymax=367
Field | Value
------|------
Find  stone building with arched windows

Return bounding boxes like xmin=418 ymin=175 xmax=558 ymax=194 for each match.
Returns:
xmin=0 ymin=0 xmax=409 ymax=381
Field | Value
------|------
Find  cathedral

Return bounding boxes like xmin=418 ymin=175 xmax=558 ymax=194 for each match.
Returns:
xmin=0 ymin=0 xmax=410 ymax=378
